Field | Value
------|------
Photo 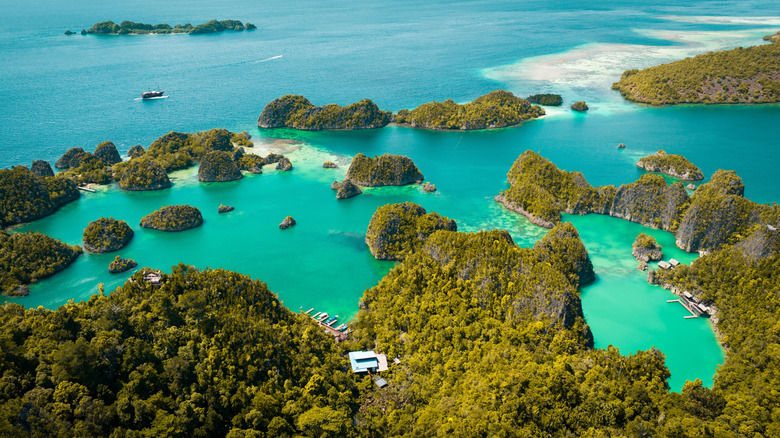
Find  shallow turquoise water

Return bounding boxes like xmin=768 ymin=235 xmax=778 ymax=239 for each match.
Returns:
xmin=4 ymin=0 xmax=780 ymax=391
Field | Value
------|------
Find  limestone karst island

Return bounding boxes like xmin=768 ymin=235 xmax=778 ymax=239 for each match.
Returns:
xmin=2 ymin=3 xmax=780 ymax=437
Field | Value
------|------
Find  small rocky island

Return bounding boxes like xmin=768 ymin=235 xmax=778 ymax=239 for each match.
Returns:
xmin=527 ymin=94 xmax=563 ymax=106
xmin=336 ymin=179 xmax=362 ymax=199
xmin=393 ymin=90 xmax=544 ymax=130
xmin=365 ymin=202 xmax=457 ymax=261
xmin=258 ymin=95 xmax=391 ymax=130
xmin=84 ymin=19 xmax=255 ymax=35
xmin=279 ymin=216 xmax=296 ymax=229
xmin=0 ymin=230 xmax=82 ymax=296
xmin=637 ymin=150 xmax=704 ymax=181
xmin=422 ymin=182 xmax=436 ymax=192
xmin=218 ymin=204 xmax=234 ymax=213
xmin=82 ymin=217 xmax=134 ymax=253
xmin=612 ymin=33 xmax=780 ymax=105
xmin=276 ymin=157 xmax=293 ymax=171
xmin=108 ymin=255 xmax=137 ymax=274
xmin=198 ymin=151 xmax=243 ymax=182
xmin=345 ymin=153 xmax=423 ymax=186
xmin=632 ymin=233 xmax=663 ymax=262
xmin=140 ymin=205 xmax=203 ymax=231
xmin=322 ymin=161 xmax=338 ymax=168
xmin=570 ymin=101 xmax=589 ymax=112
xmin=116 ymin=156 xmax=172 ymax=191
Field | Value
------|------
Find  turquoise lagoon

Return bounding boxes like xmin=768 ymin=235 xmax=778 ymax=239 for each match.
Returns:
xmin=4 ymin=0 xmax=780 ymax=390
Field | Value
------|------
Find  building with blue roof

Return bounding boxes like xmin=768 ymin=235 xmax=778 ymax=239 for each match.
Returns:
xmin=348 ymin=351 xmax=388 ymax=374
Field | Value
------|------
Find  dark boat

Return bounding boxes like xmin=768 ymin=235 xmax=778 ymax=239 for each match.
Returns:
xmin=141 ymin=90 xmax=165 ymax=99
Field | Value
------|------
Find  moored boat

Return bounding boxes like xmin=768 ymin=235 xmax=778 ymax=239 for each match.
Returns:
xmin=141 ymin=90 xmax=165 ymax=99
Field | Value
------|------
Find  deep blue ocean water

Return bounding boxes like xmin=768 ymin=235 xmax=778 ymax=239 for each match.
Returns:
xmin=3 ymin=0 xmax=780 ymax=390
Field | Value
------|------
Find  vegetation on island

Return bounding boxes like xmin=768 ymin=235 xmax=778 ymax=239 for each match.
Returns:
xmin=258 ymin=95 xmax=391 ymax=130
xmin=632 ymin=232 xmax=663 ymax=262
xmin=527 ymin=93 xmax=563 ymax=106
xmin=140 ymin=205 xmax=203 ymax=231
xmin=86 ymin=19 xmax=255 ymax=35
xmin=637 ymin=149 xmax=705 ymax=181
xmin=30 ymin=160 xmax=54 ymax=177
xmin=198 ymin=151 xmax=243 ymax=182
xmin=0 ymin=166 xmax=79 ymax=227
xmin=55 ymin=141 xmax=121 ymax=186
xmin=276 ymin=157 xmax=293 ymax=171
xmin=0 ymin=230 xmax=82 ymax=296
xmin=108 ymin=255 xmax=137 ymax=273
xmin=498 ymin=151 xmax=780 ymax=253
xmin=764 ymin=30 xmax=780 ymax=43
xmin=82 ymin=217 xmax=134 ymax=253
xmin=533 ymin=222 xmax=595 ymax=285
xmin=364 ymin=202 xmax=457 ymax=260
xmin=0 ymin=266 xmax=356 ymax=436
xmin=55 ymin=147 xmax=86 ymax=169
xmin=612 ymin=35 xmax=780 ymax=105
xmin=279 ymin=216 xmax=296 ymax=229
xmin=393 ymin=90 xmax=545 ymax=130
xmin=127 ymin=145 xmax=145 ymax=158
xmin=570 ymin=100 xmax=589 ymax=111
xmin=93 ymin=141 xmax=122 ymax=166
xmin=114 ymin=156 xmax=172 ymax=191
xmin=335 ymin=179 xmax=362 ymax=199
xmin=345 ymin=153 xmax=423 ymax=187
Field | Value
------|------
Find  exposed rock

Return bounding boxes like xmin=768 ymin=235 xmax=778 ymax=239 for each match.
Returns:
xmin=236 ymin=154 xmax=264 ymax=173
xmin=279 ymin=216 xmax=296 ymax=229
xmin=571 ymin=101 xmax=589 ymax=112
xmin=198 ymin=150 xmax=243 ymax=182
xmin=534 ymin=222 xmax=595 ymax=286
xmin=638 ymin=261 xmax=648 ymax=271
xmin=422 ymin=182 xmax=436 ymax=192
xmin=636 ymin=150 xmax=704 ymax=181
xmin=323 ymin=161 xmax=338 ymax=168
xmin=108 ymin=255 xmax=137 ymax=273
xmin=632 ymin=233 xmax=663 ymax=262
xmin=55 ymin=147 xmax=86 ymax=169
xmin=276 ymin=157 xmax=293 ymax=171
xmin=140 ymin=205 xmax=203 ymax=231
xmin=82 ymin=217 xmax=134 ymax=253
xmin=618 ymin=143 xmax=626 ymax=149
xmin=608 ymin=174 xmax=689 ymax=231
xmin=116 ymin=156 xmax=172 ymax=191
xmin=735 ymin=225 xmax=780 ymax=263
xmin=330 ymin=180 xmax=342 ymax=190
xmin=264 ymin=153 xmax=284 ymax=165
xmin=345 ymin=153 xmax=423 ymax=186
xmin=31 ymin=160 xmax=54 ymax=177
xmin=218 ymin=204 xmax=234 ymax=213
xmin=127 ymin=145 xmax=146 ymax=158
xmin=687 ymin=183 xmax=696 ymax=190
xmin=258 ymin=95 xmax=391 ymax=130
xmin=336 ymin=179 xmax=362 ymax=199
xmin=94 ymin=141 xmax=122 ymax=165
xmin=365 ymin=202 xmax=457 ymax=260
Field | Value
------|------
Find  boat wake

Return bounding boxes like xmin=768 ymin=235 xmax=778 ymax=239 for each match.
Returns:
xmin=134 ymin=96 xmax=169 ymax=101
xmin=254 ymin=55 xmax=283 ymax=63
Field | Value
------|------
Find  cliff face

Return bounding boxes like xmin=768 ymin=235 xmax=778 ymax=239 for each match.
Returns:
xmin=198 ymin=151 xmax=243 ymax=182
xmin=31 ymin=160 xmax=54 ymax=177
xmin=365 ymin=202 xmax=457 ymax=261
xmin=94 ymin=141 xmax=122 ymax=166
xmin=258 ymin=95 xmax=391 ymax=130
xmin=345 ymin=153 xmax=423 ymax=187
xmin=335 ymin=179 xmax=362 ymax=199
xmin=533 ymin=222 xmax=595 ymax=286
xmin=608 ymin=174 xmax=689 ymax=231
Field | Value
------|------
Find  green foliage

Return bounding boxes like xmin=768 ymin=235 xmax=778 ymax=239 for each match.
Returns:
xmin=0 ymin=230 xmax=82 ymax=295
xmin=650 ymin=232 xmax=780 ymax=436
xmin=0 ymin=266 xmax=357 ymax=436
xmin=198 ymin=151 xmax=243 ymax=182
xmin=82 ymin=217 xmax=134 ymax=253
xmin=30 ymin=160 xmax=54 ymax=177
xmin=395 ymin=89 xmax=545 ymax=130
xmin=113 ymin=156 xmax=171 ymax=191
xmin=764 ymin=30 xmax=780 ymax=43
xmin=612 ymin=40 xmax=780 ymax=105
xmin=0 ymin=166 xmax=79 ymax=227
xmin=258 ymin=95 xmax=391 ymax=130
xmin=637 ymin=151 xmax=704 ymax=180
xmin=527 ymin=93 xmax=563 ymax=106
xmin=108 ymin=255 xmax=137 ymax=273
xmin=570 ymin=101 xmax=589 ymax=111
xmin=127 ymin=145 xmax=145 ymax=158
xmin=345 ymin=153 xmax=423 ymax=187
xmin=533 ymin=222 xmax=595 ymax=286
xmin=55 ymin=147 xmax=86 ymax=169
xmin=336 ymin=179 xmax=362 ymax=199
xmin=633 ymin=232 xmax=660 ymax=250
xmin=58 ymin=153 xmax=114 ymax=185
xmin=610 ymin=174 xmax=690 ymax=232
xmin=365 ymin=202 xmax=456 ymax=260
xmin=86 ymin=19 xmax=250 ymax=35
xmin=144 ymin=128 xmax=235 ymax=172
xmin=93 ymin=141 xmax=121 ymax=166
xmin=140 ymin=205 xmax=203 ymax=231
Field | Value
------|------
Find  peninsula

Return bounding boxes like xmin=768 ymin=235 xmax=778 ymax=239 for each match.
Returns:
xmin=612 ymin=32 xmax=780 ymax=105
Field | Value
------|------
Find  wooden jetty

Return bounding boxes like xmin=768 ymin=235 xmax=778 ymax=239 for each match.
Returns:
xmin=667 ymin=290 xmax=710 ymax=319
xmin=77 ymin=186 xmax=96 ymax=192
xmin=302 ymin=308 xmax=351 ymax=341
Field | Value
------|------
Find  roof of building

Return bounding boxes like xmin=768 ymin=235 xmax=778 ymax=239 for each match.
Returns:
xmin=658 ymin=261 xmax=671 ymax=269
xmin=377 ymin=353 xmax=388 ymax=372
xmin=375 ymin=378 xmax=388 ymax=388
xmin=349 ymin=351 xmax=379 ymax=373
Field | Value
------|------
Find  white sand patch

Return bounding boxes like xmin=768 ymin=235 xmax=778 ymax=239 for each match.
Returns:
xmin=482 ymin=27 xmax=777 ymax=113
xmin=659 ymin=15 xmax=780 ymax=26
